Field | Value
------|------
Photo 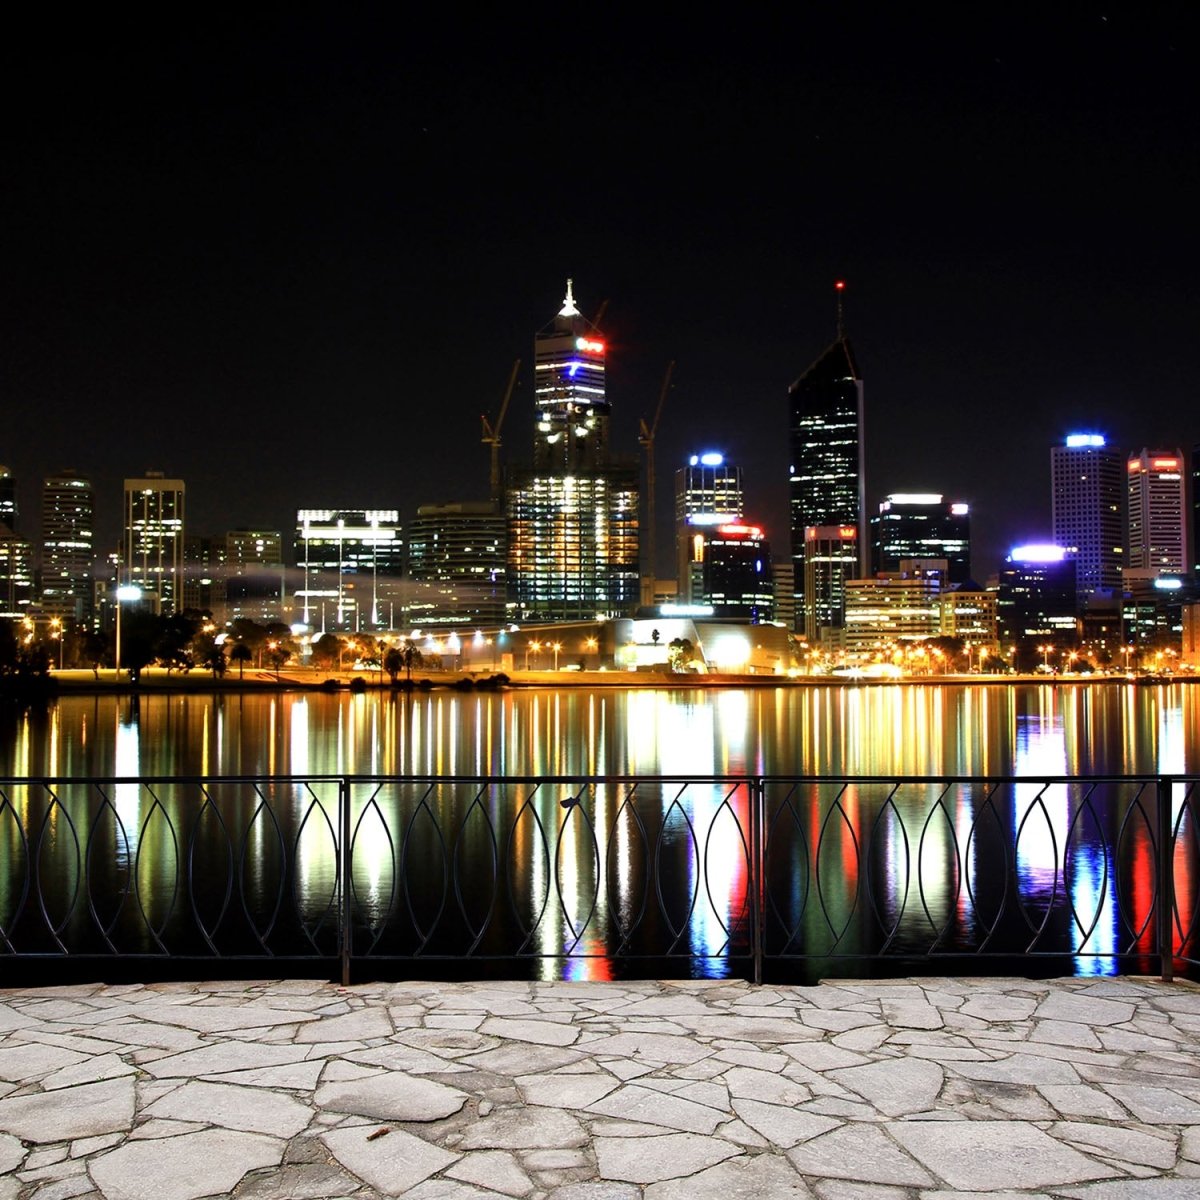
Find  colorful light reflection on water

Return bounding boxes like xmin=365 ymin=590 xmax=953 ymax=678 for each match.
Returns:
xmin=0 ymin=683 xmax=1196 ymax=980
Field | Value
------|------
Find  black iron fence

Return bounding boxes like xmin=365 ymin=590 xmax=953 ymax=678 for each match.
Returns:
xmin=0 ymin=774 xmax=1196 ymax=983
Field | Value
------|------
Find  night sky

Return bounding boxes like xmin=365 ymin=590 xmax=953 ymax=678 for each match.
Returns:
xmin=3 ymin=8 xmax=1197 ymax=579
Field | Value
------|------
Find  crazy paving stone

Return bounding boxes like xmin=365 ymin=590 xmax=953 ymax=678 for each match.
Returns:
xmin=88 ymin=1128 xmax=284 ymax=1200
xmin=828 ymin=1058 xmax=944 ymax=1116
xmin=315 ymin=1072 xmax=469 ymax=1121
xmin=1102 ymin=1084 xmax=1200 ymax=1124
xmin=785 ymin=1124 xmax=935 ymax=1187
xmin=0 ymin=1131 xmax=23 ymax=1173
xmin=479 ymin=1017 xmax=580 ymax=1046
xmin=144 ymin=1079 xmax=312 ymax=1137
xmin=730 ymin=1097 xmax=839 ymax=1147
xmin=321 ymin=1124 xmax=460 ymax=1196
xmin=446 ymin=1148 xmax=535 ymax=1196
xmin=887 ymin=1119 xmax=1111 ymax=1190
xmin=586 ymin=1083 xmax=727 ymax=1134
xmin=0 ymin=1076 xmax=135 ymax=1143
xmin=516 ymin=1071 xmax=618 ymax=1108
xmin=460 ymin=1106 xmax=588 ymax=1150
xmin=1050 ymin=1121 xmax=1177 ymax=1169
xmin=643 ymin=1152 xmax=812 ymax=1198
xmin=593 ymin=1132 xmax=739 ymax=1183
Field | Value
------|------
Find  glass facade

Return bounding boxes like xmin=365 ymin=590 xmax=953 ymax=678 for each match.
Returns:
xmin=405 ymin=502 xmax=507 ymax=626
xmin=41 ymin=471 xmax=94 ymax=622
xmin=507 ymin=467 xmax=639 ymax=621
xmin=294 ymin=510 xmax=404 ymax=630
xmin=788 ymin=338 xmax=865 ymax=632
xmin=871 ymin=494 xmax=971 ymax=584
xmin=1051 ymin=437 xmax=1124 ymax=596
xmin=123 ymin=473 xmax=185 ymax=615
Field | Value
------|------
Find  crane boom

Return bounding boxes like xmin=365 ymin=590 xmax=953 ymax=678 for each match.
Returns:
xmin=482 ymin=359 xmax=521 ymax=502
xmin=640 ymin=361 xmax=676 ymax=608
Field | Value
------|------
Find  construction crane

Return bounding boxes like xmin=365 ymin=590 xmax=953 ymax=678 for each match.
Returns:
xmin=638 ymin=361 xmax=675 ymax=609
xmin=481 ymin=359 xmax=521 ymax=502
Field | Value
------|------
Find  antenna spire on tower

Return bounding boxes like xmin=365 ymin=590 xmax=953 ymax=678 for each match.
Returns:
xmin=559 ymin=278 xmax=581 ymax=318
xmin=835 ymin=280 xmax=846 ymax=339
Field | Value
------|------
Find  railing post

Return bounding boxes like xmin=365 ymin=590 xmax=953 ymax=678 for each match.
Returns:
xmin=1158 ymin=775 xmax=1175 ymax=983
xmin=750 ymin=776 xmax=764 ymax=986
xmin=340 ymin=776 xmax=353 ymax=987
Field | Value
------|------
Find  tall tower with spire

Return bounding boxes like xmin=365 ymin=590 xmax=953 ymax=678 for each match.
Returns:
xmin=532 ymin=279 xmax=609 ymax=471
xmin=507 ymin=281 xmax=639 ymax=622
xmin=788 ymin=283 xmax=866 ymax=641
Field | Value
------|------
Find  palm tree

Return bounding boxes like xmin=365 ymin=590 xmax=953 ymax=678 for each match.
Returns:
xmin=229 ymin=642 xmax=253 ymax=680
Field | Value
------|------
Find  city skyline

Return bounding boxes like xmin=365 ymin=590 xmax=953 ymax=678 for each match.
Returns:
xmin=2 ymin=10 xmax=1196 ymax=577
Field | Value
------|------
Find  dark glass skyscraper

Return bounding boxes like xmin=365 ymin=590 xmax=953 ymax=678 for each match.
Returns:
xmin=788 ymin=323 xmax=865 ymax=634
xmin=870 ymin=494 xmax=971 ymax=584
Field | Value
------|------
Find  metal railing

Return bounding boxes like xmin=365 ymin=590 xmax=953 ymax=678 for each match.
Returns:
xmin=0 ymin=773 xmax=1196 ymax=983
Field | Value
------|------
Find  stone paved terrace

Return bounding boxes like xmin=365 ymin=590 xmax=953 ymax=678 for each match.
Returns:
xmin=1 ymin=976 xmax=1199 ymax=1199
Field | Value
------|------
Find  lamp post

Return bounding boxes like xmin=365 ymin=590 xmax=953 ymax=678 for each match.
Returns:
xmin=50 ymin=617 xmax=63 ymax=670
xmin=552 ymin=641 xmax=562 ymax=671
xmin=1040 ymin=643 xmax=1052 ymax=673
xmin=114 ymin=585 xmax=142 ymax=680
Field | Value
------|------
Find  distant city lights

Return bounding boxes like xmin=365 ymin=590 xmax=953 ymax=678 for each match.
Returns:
xmin=1010 ymin=544 xmax=1067 ymax=563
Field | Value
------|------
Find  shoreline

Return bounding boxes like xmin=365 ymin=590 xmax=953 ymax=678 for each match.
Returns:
xmin=5 ymin=666 xmax=1192 ymax=699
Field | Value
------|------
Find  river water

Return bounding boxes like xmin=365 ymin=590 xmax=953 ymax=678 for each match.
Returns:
xmin=1 ymin=682 xmax=1197 ymax=979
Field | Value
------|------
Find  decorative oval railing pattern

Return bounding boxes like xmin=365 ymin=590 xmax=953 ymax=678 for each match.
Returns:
xmin=0 ymin=774 xmax=1196 ymax=983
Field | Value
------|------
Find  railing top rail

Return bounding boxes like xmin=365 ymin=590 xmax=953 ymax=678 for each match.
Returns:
xmin=0 ymin=772 xmax=1194 ymax=787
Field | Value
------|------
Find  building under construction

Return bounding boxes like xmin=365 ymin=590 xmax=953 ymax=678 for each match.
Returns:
xmin=506 ymin=281 xmax=640 ymax=622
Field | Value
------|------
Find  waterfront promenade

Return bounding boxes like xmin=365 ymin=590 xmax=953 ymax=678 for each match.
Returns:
xmin=1 ymin=975 xmax=1198 ymax=1198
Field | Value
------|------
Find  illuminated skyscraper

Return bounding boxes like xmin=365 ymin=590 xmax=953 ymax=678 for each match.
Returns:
xmin=674 ymin=452 xmax=744 ymax=603
xmin=788 ymin=290 xmax=865 ymax=635
xmin=508 ymin=282 xmax=639 ymax=621
xmin=803 ymin=525 xmax=859 ymax=644
xmin=405 ymin=502 xmax=507 ymax=626
xmin=123 ymin=472 xmax=185 ymax=614
xmin=532 ymin=279 xmax=608 ymax=472
xmin=1127 ymin=449 xmax=1186 ymax=574
xmin=41 ymin=471 xmax=94 ymax=622
xmin=226 ymin=530 xmax=286 ymax=623
xmin=870 ymin=494 xmax=971 ymax=584
xmin=0 ymin=466 xmax=15 ymax=533
xmin=1050 ymin=433 xmax=1124 ymax=597
xmin=294 ymin=510 xmax=403 ymax=631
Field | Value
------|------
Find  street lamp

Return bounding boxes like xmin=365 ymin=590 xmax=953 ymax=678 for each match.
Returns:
xmin=50 ymin=617 xmax=63 ymax=670
xmin=1040 ymin=643 xmax=1052 ymax=673
xmin=114 ymin=586 xmax=142 ymax=679
xmin=552 ymin=641 xmax=562 ymax=670
xmin=525 ymin=639 xmax=541 ymax=670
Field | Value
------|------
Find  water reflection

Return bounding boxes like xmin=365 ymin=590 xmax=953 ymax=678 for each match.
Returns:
xmin=0 ymin=684 xmax=1197 ymax=976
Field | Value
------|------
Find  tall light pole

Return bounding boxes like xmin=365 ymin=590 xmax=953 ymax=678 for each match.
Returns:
xmin=552 ymin=641 xmax=562 ymax=670
xmin=114 ymin=586 xmax=142 ymax=679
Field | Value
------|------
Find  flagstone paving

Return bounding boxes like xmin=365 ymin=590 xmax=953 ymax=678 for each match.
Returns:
xmin=0 ymin=976 xmax=1197 ymax=1198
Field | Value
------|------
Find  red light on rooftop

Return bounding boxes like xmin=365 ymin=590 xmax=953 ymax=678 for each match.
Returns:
xmin=835 ymin=280 xmax=846 ymax=290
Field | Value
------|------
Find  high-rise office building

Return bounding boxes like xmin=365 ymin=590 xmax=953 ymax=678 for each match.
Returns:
xmin=0 ymin=529 xmax=33 ymax=619
xmin=182 ymin=535 xmax=227 ymax=616
xmin=675 ymin=452 xmax=744 ymax=604
xmin=1050 ymin=433 xmax=1124 ymax=597
xmin=405 ymin=502 xmax=507 ymax=626
xmin=40 ymin=471 xmax=94 ymax=622
xmin=508 ymin=282 xmax=640 ymax=622
xmin=295 ymin=510 xmax=404 ymax=631
xmin=532 ymin=278 xmax=609 ymax=472
xmin=0 ymin=467 xmax=16 ymax=533
xmin=870 ymin=494 xmax=971 ymax=584
xmin=788 ymin=295 xmax=865 ymax=635
xmin=123 ymin=472 xmax=185 ymax=614
xmin=1127 ymin=449 xmax=1186 ymax=574
xmin=802 ymin=524 xmax=859 ymax=644
xmin=996 ymin=544 xmax=1079 ymax=655
xmin=226 ymin=530 xmax=286 ymax=623
xmin=702 ymin=523 xmax=773 ymax=621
